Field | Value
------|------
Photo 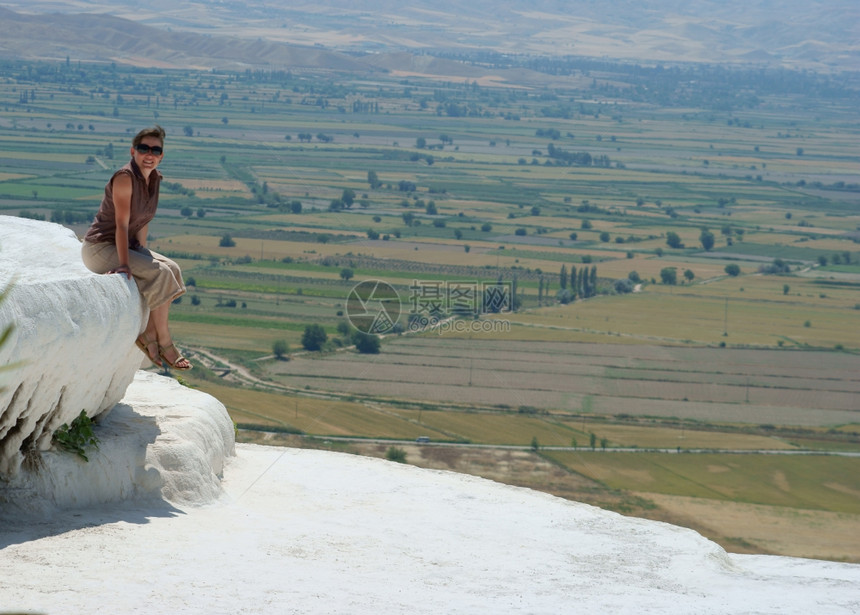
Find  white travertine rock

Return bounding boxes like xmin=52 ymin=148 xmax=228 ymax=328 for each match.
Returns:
xmin=0 ymin=371 xmax=235 ymax=513
xmin=0 ymin=215 xmax=144 ymax=476
xmin=118 ymin=371 xmax=236 ymax=506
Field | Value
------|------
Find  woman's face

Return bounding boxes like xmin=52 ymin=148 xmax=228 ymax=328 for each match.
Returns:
xmin=130 ymin=135 xmax=164 ymax=174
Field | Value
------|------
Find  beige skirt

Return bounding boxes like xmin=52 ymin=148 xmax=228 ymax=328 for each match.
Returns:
xmin=81 ymin=240 xmax=186 ymax=309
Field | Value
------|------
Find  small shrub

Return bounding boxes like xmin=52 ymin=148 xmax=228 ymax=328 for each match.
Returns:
xmin=273 ymin=340 xmax=289 ymax=359
xmin=614 ymin=278 xmax=634 ymax=294
xmin=353 ymin=332 xmax=381 ymax=354
xmin=53 ymin=410 xmax=99 ymax=461
xmin=302 ymin=324 xmax=328 ymax=351
xmin=386 ymin=447 xmax=407 ymax=463
xmin=337 ymin=321 xmax=351 ymax=337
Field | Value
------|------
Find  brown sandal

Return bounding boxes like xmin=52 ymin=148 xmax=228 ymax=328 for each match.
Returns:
xmin=158 ymin=342 xmax=192 ymax=371
xmin=135 ymin=334 xmax=163 ymax=367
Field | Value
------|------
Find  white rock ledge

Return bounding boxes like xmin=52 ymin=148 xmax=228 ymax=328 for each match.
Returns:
xmin=0 ymin=216 xmax=144 ymax=476
xmin=1 ymin=371 xmax=235 ymax=514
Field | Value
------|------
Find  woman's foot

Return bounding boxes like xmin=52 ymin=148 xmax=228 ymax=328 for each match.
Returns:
xmin=135 ymin=334 xmax=163 ymax=367
xmin=158 ymin=341 xmax=192 ymax=371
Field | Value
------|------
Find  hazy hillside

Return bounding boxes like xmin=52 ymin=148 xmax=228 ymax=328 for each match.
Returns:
xmin=0 ymin=0 xmax=857 ymax=70
xmin=0 ymin=7 xmax=366 ymax=71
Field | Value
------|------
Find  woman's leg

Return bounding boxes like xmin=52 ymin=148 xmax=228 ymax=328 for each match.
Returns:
xmin=83 ymin=241 xmax=188 ymax=367
xmin=146 ymin=300 xmax=191 ymax=370
xmin=131 ymin=248 xmax=189 ymax=369
xmin=84 ymin=241 xmax=161 ymax=364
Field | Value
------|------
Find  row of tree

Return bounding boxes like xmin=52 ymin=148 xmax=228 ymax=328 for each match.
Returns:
xmin=534 ymin=265 xmax=599 ymax=305
xmin=546 ymin=143 xmax=611 ymax=167
xmin=666 ymin=229 xmax=716 ymax=251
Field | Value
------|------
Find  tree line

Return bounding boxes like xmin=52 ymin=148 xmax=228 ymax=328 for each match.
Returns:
xmin=535 ymin=264 xmax=599 ymax=305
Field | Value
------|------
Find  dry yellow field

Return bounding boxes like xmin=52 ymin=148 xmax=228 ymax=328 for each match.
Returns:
xmin=645 ymin=494 xmax=860 ymax=562
xmin=175 ymin=322 xmax=293 ymax=353
xmin=591 ymin=255 xmax=730 ymax=279
xmin=189 ymin=379 xmax=447 ymax=440
xmin=156 ymin=233 xmax=588 ymax=270
xmin=563 ymin=422 xmax=796 ymax=450
xmin=387 ymin=408 xmax=578 ymax=446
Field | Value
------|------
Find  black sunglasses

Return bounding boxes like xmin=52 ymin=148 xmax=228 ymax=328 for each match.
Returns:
xmin=135 ymin=144 xmax=164 ymax=155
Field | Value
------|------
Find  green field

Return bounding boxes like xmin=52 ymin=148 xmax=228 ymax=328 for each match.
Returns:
xmin=546 ymin=451 xmax=860 ymax=514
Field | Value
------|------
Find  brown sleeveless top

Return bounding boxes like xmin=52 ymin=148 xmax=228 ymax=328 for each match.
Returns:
xmin=84 ymin=159 xmax=162 ymax=249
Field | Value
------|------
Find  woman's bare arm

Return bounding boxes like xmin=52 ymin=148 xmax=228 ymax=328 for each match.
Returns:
xmin=110 ymin=173 xmax=133 ymax=279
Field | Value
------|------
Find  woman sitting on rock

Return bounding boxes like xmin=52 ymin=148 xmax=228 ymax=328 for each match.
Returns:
xmin=81 ymin=125 xmax=191 ymax=371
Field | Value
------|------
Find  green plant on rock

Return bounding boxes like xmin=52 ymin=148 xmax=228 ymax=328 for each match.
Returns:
xmin=53 ymin=410 xmax=99 ymax=461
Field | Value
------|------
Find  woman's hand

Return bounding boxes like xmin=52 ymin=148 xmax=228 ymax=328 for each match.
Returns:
xmin=109 ymin=264 xmax=132 ymax=279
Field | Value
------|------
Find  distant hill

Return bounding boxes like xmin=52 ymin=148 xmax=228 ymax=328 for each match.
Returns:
xmin=0 ymin=0 xmax=857 ymax=71
xmin=0 ymin=6 xmax=565 ymax=86
xmin=0 ymin=7 xmax=366 ymax=71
